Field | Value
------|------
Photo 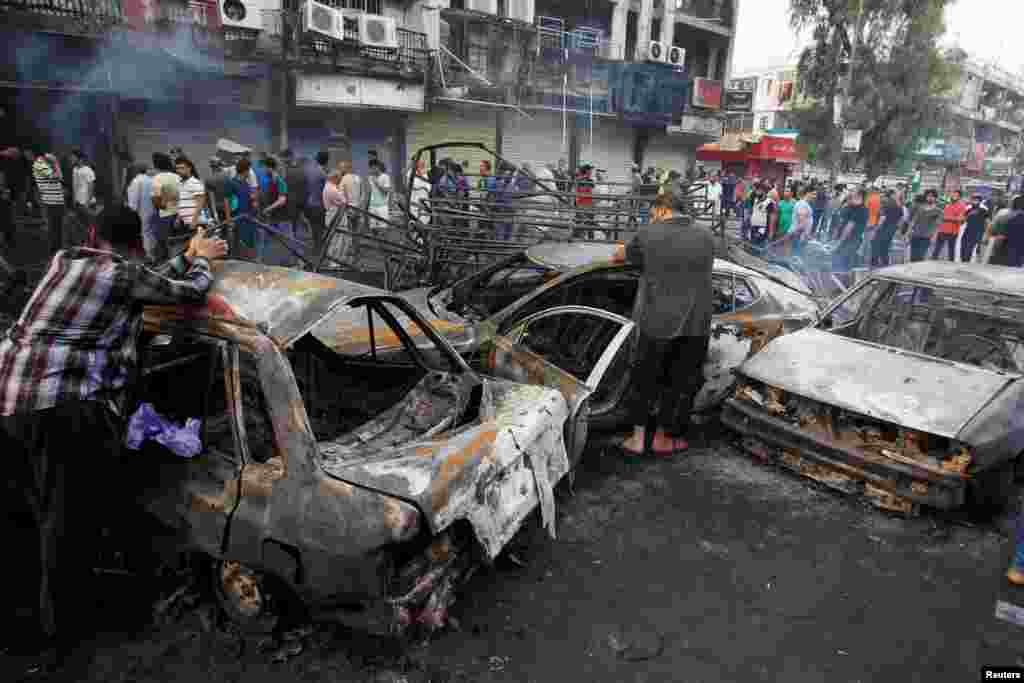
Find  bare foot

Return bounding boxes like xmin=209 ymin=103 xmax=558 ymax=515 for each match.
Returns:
xmin=651 ymin=435 xmax=689 ymax=455
xmin=621 ymin=436 xmax=644 ymax=455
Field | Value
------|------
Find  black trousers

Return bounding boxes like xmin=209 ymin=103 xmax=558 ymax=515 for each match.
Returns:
xmin=2 ymin=400 xmax=122 ymax=645
xmin=44 ymin=204 xmax=65 ymax=254
xmin=629 ymin=333 xmax=710 ymax=437
xmin=932 ymin=233 xmax=957 ymax=261
xmin=303 ymin=206 xmax=326 ymax=259
xmin=961 ymin=227 xmax=983 ymax=262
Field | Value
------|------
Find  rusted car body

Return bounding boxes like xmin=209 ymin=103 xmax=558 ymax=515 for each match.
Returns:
xmin=722 ymin=261 xmax=1024 ymax=514
xmin=136 ymin=261 xmax=633 ymax=629
xmin=395 ymin=241 xmax=820 ymax=430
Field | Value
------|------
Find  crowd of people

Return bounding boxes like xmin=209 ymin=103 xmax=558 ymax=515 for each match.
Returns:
xmin=692 ymin=171 xmax=1024 ymax=271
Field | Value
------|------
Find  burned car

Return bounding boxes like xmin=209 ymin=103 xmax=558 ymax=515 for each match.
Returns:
xmin=723 ymin=261 xmax=1024 ymax=514
xmin=135 ymin=261 xmax=633 ymax=631
xmin=399 ymin=241 xmax=821 ymax=430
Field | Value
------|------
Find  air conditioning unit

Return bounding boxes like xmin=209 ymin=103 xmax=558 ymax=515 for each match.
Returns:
xmin=219 ymin=0 xmax=264 ymax=31
xmin=644 ymin=40 xmax=666 ymax=63
xmin=668 ymin=45 xmax=686 ymax=67
xmin=303 ymin=0 xmax=342 ymax=41
xmin=359 ymin=13 xmax=399 ymax=50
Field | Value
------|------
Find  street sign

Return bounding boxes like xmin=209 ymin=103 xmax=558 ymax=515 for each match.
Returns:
xmin=842 ymin=129 xmax=863 ymax=153
xmin=722 ymin=89 xmax=753 ymax=112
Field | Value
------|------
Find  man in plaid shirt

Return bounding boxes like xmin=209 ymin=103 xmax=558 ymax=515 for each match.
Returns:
xmin=0 ymin=205 xmax=226 ymax=671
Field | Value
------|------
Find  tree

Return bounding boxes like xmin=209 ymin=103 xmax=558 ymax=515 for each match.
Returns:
xmin=787 ymin=0 xmax=960 ymax=181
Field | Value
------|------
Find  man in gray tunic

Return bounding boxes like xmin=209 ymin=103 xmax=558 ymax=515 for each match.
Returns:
xmin=616 ymin=198 xmax=715 ymax=455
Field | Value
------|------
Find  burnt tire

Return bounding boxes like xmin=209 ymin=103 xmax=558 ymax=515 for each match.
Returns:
xmin=211 ymin=560 xmax=307 ymax=634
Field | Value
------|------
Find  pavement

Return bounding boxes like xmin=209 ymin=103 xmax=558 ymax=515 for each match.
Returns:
xmin=3 ymin=434 xmax=1022 ymax=682
xmin=3 ymin=214 xmax=1023 ymax=682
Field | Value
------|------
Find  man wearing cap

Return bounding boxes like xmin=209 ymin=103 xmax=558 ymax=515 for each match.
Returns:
xmin=614 ymin=194 xmax=714 ymax=456
xmin=0 ymin=206 xmax=226 ymax=673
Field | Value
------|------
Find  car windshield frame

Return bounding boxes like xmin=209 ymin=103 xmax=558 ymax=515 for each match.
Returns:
xmin=817 ymin=274 xmax=1024 ymax=374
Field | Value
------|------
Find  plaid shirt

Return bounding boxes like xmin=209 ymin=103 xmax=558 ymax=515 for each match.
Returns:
xmin=0 ymin=248 xmax=213 ymax=416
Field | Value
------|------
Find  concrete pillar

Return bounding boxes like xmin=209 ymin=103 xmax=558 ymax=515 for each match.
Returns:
xmin=636 ymin=0 xmax=653 ymax=56
xmin=708 ymin=46 xmax=720 ymax=80
xmin=609 ymin=0 xmax=628 ymax=61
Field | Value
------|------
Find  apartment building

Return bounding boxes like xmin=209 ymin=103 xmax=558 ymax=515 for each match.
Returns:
xmin=0 ymin=0 xmax=736 ymax=192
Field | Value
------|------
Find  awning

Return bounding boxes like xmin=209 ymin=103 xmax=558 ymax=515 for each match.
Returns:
xmin=697 ymin=134 xmax=805 ymax=164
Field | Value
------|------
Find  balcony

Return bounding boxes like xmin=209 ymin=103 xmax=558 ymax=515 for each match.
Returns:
xmin=222 ymin=9 xmax=430 ymax=79
xmin=0 ymin=0 xmax=123 ymax=36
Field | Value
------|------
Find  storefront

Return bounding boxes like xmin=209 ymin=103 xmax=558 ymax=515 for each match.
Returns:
xmin=696 ymin=133 xmax=803 ymax=185
xmin=294 ymin=72 xmax=425 ymax=178
xmin=406 ymin=105 xmax=497 ymax=176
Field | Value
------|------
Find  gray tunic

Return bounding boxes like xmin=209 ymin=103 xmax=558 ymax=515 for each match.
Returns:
xmin=626 ymin=218 xmax=715 ymax=339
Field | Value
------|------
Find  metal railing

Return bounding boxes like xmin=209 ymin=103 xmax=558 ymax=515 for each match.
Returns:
xmin=223 ymin=9 xmax=430 ymax=74
xmin=0 ymin=0 xmax=121 ymax=19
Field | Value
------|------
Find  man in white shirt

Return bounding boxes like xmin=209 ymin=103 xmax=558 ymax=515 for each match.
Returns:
xmin=71 ymin=150 xmax=96 ymax=209
xmin=174 ymin=156 xmax=205 ymax=230
xmin=149 ymin=152 xmax=180 ymax=262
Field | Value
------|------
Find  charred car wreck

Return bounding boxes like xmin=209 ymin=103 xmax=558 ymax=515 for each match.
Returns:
xmin=135 ymin=261 xmax=633 ymax=632
xmin=723 ymin=261 xmax=1024 ymax=514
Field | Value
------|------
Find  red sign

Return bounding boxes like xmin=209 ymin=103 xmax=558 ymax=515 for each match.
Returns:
xmin=692 ymin=78 xmax=722 ymax=110
xmin=758 ymin=135 xmax=799 ymax=161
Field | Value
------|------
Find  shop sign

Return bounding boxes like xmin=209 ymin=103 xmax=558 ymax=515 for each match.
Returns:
xmin=667 ymin=114 xmax=722 ymax=137
xmin=296 ymin=74 xmax=425 ymax=111
xmin=761 ymin=135 xmax=798 ymax=160
xmin=722 ymin=90 xmax=753 ymax=112
xmin=691 ymin=78 xmax=722 ymax=110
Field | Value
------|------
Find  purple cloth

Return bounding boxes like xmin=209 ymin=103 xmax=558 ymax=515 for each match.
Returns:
xmin=126 ymin=402 xmax=202 ymax=458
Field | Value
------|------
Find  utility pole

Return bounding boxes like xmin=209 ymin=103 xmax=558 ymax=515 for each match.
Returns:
xmin=833 ymin=0 xmax=864 ymax=182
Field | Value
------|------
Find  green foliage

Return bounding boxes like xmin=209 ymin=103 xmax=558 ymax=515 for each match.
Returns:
xmin=788 ymin=0 xmax=959 ymax=180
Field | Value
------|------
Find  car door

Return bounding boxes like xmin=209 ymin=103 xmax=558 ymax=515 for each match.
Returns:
xmin=488 ymin=306 xmax=635 ymax=460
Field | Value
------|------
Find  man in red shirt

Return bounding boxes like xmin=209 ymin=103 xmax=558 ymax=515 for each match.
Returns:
xmin=933 ymin=190 xmax=966 ymax=261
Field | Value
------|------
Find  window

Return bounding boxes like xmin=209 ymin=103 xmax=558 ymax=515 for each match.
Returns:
xmin=517 ymin=311 xmax=626 ymax=384
xmin=712 ymin=273 xmax=757 ymax=314
xmin=453 ymin=263 xmax=553 ymax=320
xmin=467 ymin=37 xmax=489 ymax=76
xmin=504 ymin=270 xmax=640 ymax=330
xmin=757 ymin=116 xmax=770 ymax=131
xmin=821 ymin=280 xmax=885 ymax=331
xmin=334 ymin=0 xmax=383 ymax=14
xmin=651 ymin=18 xmax=662 ymax=42
xmin=139 ymin=335 xmax=232 ymax=459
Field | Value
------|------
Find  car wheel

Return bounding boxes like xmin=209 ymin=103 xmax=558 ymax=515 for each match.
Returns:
xmin=212 ymin=560 xmax=281 ymax=634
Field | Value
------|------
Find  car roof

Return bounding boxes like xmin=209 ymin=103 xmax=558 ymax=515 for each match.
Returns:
xmin=144 ymin=260 xmax=387 ymax=348
xmin=525 ymin=241 xmax=791 ymax=282
xmin=872 ymin=261 xmax=1024 ymax=297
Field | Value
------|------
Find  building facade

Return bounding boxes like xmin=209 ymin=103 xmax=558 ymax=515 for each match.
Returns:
xmin=1 ymin=0 xmax=736 ymax=194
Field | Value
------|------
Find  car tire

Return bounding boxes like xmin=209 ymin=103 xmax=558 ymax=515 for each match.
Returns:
xmin=211 ymin=559 xmax=305 ymax=634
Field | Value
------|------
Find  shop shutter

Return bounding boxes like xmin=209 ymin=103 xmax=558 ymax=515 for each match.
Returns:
xmin=502 ymin=110 xmax=569 ymax=174
xmin=119 ymin=113 xmax=219 ymax=176
xmin=579 ymin=117 xmax=634 ymax=183
xmin=642 ymin=131 xmax=697 ymax=178
xmin=406 ymin=106 xmax=497 ymax=175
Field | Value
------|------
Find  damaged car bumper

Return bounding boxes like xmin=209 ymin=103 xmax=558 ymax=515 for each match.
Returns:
xmin=722 ymin=396 xmax=970 ymax=512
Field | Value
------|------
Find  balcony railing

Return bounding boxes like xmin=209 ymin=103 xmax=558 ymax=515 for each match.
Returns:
xmin=0 ymin=0 xmax=122 ymax=34
xmin=223 ymin=9 xmax=430 ymax=76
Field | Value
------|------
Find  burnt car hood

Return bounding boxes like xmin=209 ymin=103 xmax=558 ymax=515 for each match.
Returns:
xmin=738 ymin=328 xmax=1018 ymax=440
xmin=318 ymin=377 xmax=571 ymax=559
